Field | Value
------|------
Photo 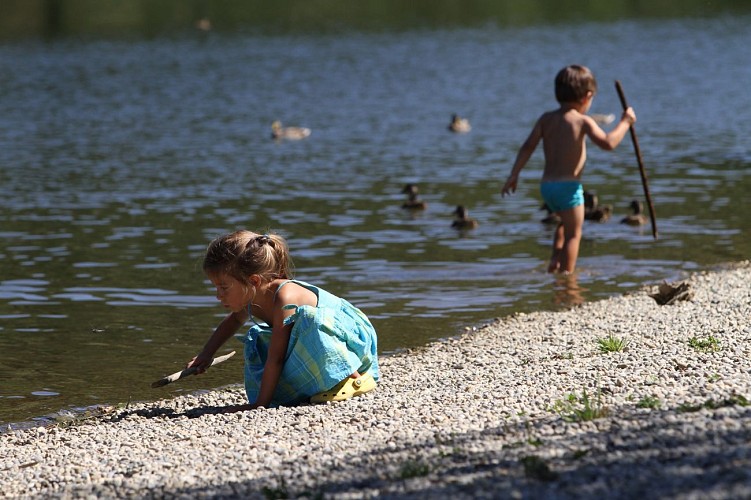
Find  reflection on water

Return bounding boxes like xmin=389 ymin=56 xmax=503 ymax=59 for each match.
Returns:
xmin=552 ymin=274 xmax=586 ymax=308
xmin=1 ymin=13 xmax=750 ymax=427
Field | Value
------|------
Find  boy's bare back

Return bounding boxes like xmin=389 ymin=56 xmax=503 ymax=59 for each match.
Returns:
xmin=533 ymin=106 xmax=634 ymax=183
xmin=538 ymin=107 xmax=591 ymax=181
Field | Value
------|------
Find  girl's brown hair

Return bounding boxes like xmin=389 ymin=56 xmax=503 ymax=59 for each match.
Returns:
xmin=203 ymin=230 xmax=293 ymax=284
xmin=555 ymin=65 xmax=598 ymax=103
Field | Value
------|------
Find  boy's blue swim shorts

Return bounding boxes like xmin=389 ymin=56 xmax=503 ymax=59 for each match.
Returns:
xmin=540 ymin=181 xmax=584 ymax=213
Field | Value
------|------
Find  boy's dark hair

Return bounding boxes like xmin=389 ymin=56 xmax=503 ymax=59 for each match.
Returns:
xmin=555 ymin=65 xmax=597 ymax=103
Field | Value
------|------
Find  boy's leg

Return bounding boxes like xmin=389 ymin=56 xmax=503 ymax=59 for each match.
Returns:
xmin=548 ymin=224 xmax=565 ymax=273
xmin=556 ymin=204 xmax=584 ymax=273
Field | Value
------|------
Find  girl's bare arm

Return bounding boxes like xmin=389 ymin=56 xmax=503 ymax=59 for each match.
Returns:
xmin=251 ymin=283 xmax=317 ymax=408
xmin=188 ymin=310 xmax=247 ymax=372
xmin=251 ymin=320 xmax=292 ymax=408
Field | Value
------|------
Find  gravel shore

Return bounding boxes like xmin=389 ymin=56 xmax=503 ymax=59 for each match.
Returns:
xmin=2 ymin=263 xmax=750 ymax=499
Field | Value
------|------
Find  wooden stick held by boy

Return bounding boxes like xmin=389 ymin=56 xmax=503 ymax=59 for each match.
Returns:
xmin=615 ymin=80 xmax=658 ymax=240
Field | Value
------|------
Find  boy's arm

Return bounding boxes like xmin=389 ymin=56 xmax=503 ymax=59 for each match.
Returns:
xmin=586 ymin=107 xmax=635 ymax=151
xmin=502 ymin=118 xmax=542 ymax=196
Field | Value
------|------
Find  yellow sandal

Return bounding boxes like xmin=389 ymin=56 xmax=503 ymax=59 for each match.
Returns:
xmin=310 ymin=372 xmax=376 ymax=403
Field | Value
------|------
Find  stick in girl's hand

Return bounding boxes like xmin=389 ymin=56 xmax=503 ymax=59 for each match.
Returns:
xmin=151 ymin=351 xmax=236 ymax=388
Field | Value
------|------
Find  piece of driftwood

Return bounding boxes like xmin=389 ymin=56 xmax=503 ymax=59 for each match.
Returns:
xmin=649 ymin=281 xmax=693 ymax=305
xmin=151 ymin=351 xmax=236 ymax=388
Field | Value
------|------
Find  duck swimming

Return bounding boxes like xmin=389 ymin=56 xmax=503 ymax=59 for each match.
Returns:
xmin=271 ymin=121 xmax=311 ymax=140
xmin=583 ymin=191 xmax=613 ymax=222
xmin=448 ymin=114 xmax=471 ymax=133
xmin=451 ymin=205 xmax=479 ymax=230
xmin=620 ymin=199 xmax=648 ymax=226
xmin=401 ymin=184 xmax=427 ymax=210
xmin=587 ymin=204 xmax=612 ymax=223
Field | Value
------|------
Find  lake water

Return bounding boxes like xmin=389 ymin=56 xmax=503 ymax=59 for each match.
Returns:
xmin=1 ymin=13 xmax=749 ymax=428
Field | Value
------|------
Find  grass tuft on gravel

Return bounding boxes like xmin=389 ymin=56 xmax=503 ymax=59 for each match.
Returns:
xmin=551 ymin=389 xmax=608 ymax=422
xmin=597 ymin=335 xmax=628 ymax=353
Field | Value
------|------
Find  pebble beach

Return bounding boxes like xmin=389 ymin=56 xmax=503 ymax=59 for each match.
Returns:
xmin=2 ymin=262 xmax=750 ymax=499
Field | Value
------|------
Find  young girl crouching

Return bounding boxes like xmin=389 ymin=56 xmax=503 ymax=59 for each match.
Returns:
xmin=187 ymin=230 xmax=379 ymax=411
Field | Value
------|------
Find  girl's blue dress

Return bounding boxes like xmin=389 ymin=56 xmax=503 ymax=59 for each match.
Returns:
xmin=240 ymin=280 xmax=380 ymax=406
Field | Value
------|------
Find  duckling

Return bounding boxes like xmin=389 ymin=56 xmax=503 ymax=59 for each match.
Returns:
xmin=451 ymin=205 xmax=479 ymax=230
xmin=583 ymin=191 xmax=613 ymax=222
xmin=620 ymin=199 xmax=648 ymax=226
xmin=271 ymin=121 xmax=311 ymax=140
xmin=401 ymin=184 xmax=427 ymax=210
xmin=540 ymin=203 xmax=561 ymax=224
xmin=448 ymin=114 xmax=471 ymax=133
xmin=587 ymin=204 xmax=612 ymax=222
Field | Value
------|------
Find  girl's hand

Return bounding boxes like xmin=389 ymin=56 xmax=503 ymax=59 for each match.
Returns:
xmin=187 ymin=353 xmax=213 ymax=374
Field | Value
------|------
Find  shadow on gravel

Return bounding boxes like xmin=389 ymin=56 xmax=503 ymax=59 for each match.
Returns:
xmin=156 ymin=404 xmax=751 ymax=499
xmin=108 ymin=404 xmax=243 ymax=421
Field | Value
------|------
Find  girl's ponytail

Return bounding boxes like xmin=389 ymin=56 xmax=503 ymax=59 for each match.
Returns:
xmin=203 ymin=230 xmax=293 ymax=284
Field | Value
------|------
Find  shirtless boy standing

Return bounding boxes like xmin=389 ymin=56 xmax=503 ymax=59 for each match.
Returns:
xmin=502 ymin=65 xmax=636 ymax=273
